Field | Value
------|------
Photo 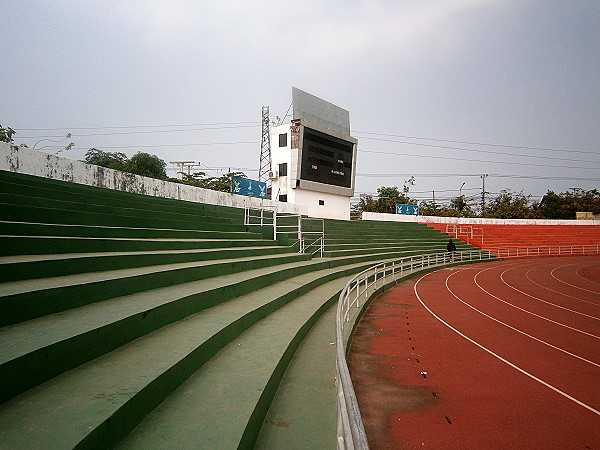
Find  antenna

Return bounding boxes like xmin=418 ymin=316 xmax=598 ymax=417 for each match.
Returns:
xmin=258 ymin=106 xmax=271 ymax=187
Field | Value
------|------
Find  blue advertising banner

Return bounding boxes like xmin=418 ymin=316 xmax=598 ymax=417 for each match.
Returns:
xmin=396 ymin=203 xmax=419 ymax=215
xmin=231 ymin=176 xmax=268 ymax=199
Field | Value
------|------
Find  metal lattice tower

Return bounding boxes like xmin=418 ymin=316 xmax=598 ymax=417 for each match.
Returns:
xmin=258 ymin=106 xmax=271 ymax=186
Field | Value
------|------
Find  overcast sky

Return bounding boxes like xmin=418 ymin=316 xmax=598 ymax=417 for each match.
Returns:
xmin=2 ymin=1 xmax=599 ymax=206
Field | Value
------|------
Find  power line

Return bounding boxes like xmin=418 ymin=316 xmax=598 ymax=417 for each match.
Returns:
xmin=19 ymin=124 xmax=260 ymax=139
xmin=356 ymin=138 xmax=599 ymax=164
xmin=352 ymin=131 xmax=598 ymax=156
xmin=359 ymin=149 xmax=598 ymax=170
xmin=48 ymin=141 xmax=258 ymax=150
xmin=355 ymin=173 xmax=598 ymax=181
xmin=16 ymin=121 xmax=261 ymax=131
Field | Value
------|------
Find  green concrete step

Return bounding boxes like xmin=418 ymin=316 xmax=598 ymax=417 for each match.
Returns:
xmin=0 ymin=170 xmax=246 ymax=218
xmin=0 ymin=264 xmax=363 ymax=449
xmin=0 ymin=244 xmax=290 ymax=282
xmin=0 ymin=220 xmax=264 ymax=240
xmin=0 ymin=179 xmax=244 ymax=220
xmin=0 ymin=202 xmax=248 ymax=232
xmin=0 ymin=252 xmax=310 ymax=327
xmin=0 ymin=258 xmax=334 ymax=402
xmin=322 ymin=243 xmax=475 ymax=258
xmin=0 ymin=234 xmax=279 ymax=257
xmin=0 ymin=193 xmax=235 ymax=225
xmin=116 ymin=277 xmax=350 ymax=449
xmin=255 ymin=301 xmax=338 ymax=449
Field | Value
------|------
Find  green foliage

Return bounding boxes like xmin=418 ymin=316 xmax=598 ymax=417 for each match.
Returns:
xmin=179 ymin=171 xmax=246 ymax=192
xmin=418 ymin=200 xmax=462 ymax=217
xmin=537 ymin=189 xmax=600 ymax=219
xmin=352 ymin=185 xmax=416 ymax=216
xmin=83 ymin=148 xmax=128 ymax=171
xmin=0 ymin=125 xmax=16 ymax=143
xmin=125 ymin=152 xmax=167 ymax=179
xmin=450 ymin=195 xmax=475 ymax=217
xmin=83 ymin=149 xmax=166 ymax=179
xmin=485 ymin=189 xmax=534 ymax=219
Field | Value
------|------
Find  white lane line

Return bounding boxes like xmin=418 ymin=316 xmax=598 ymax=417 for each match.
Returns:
xmin=499 ymin=266 xmax=600 ymax=320
xmin=414 ymin=272 xmax=600 ymax=417
xmin=474 ymin=268 xmax=600 ymax=340
xmin=575 ymin=263 xmax=600 ymax=286
xmin=551 ymin=265 xmax=600 ymax=295
xmin=444 ymin=269 xmax=599 ymax=367
xmin=525 ymin=267 xmax=599 ymax=307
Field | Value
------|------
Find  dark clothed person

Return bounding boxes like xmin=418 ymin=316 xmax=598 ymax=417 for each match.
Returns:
xmin=446 ymin=239 xmax=457 ymax=252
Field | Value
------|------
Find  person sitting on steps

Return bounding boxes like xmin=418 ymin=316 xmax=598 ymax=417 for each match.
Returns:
xmin=446 ymin=238 xmax=457 ymax=261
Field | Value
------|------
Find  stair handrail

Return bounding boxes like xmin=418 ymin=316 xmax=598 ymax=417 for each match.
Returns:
xmin=336 ymin=249 xmax=496 ymax=449
xmin=244 ymin=206 xmax=275 ymax=227
xmin=445 ymin=224 xmax=484 ymax=244
xmin=244 ymin=207 xmax=325 ymax=255
xmin=299 ymin=217 xmax=325 ymax=257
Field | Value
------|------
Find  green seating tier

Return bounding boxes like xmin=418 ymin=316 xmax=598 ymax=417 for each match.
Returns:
xmin=0 ymin=169 xmax=469 ymax=448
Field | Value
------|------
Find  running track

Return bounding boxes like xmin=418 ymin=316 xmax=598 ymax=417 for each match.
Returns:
xmin=347 ymin=255 xmax=600 ymax=449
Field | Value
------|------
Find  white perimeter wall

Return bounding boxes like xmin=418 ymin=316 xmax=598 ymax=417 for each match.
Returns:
xmin=0 ymin=143 xmax=303 ymax=214
xmin=363 ymin=211 xmax=599 ymax=226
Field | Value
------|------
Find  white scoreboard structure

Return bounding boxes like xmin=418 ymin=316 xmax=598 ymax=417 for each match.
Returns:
xmin=269 ymin=87 xmax=358 ymax=220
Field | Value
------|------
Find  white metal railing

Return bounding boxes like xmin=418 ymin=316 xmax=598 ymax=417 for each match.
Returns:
xmin=488 ymin=245 xmax=600 ymax=258
xmin=445 ymin=224 xmax=484 ymax=244
xmin=335 ymin=249 xmax=496 ymax=450
xmin=299 ymin=217 xmax=325 ymax=257
xmin=244 ymin=207 xmax=325 ymax=256
xmin=273 ymin=212 xmax=302 ymax=240
xmin=244 ymin=206 xmax=275 ymax=227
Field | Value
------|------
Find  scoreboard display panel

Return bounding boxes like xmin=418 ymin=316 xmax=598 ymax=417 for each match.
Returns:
xmin=300 ymin=127 xmax=354 ymax=188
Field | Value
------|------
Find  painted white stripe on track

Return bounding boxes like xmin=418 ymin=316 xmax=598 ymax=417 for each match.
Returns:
xmin=474 ymin=267 xmax=600 ymax=340
xmin=500 ymin=266 xmax=600 ymax=320
xmin=525 ymin=267 xmax=599 ymax=307
xmin=551 ymin=265 xmax=600 ymax=295
xmin=414 ymin=272 xmax=600 ymax=417
xmin=444 ymin=268 xmax=599 ymax=367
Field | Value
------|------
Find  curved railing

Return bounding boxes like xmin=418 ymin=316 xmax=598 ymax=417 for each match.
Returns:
xmin=488 ymin=245 xmax=600 ymax=258
xmin=335 ymin=250 xmax=496 ymax=449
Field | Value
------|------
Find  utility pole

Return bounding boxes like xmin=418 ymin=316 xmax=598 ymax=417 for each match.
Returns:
xmin=170 ymin=161 xmax=197 ymax=179
xmin=481 ymin=174 xmax=488 ymax=214
xmin=258 ymin=106 xmax=271 ymax=187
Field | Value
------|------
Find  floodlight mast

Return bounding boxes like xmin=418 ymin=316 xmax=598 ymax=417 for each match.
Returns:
xmin=258 ymin=106 xmax=272 ymax=189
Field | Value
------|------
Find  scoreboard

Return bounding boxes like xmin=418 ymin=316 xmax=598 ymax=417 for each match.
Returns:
xmin=300 ymin=127 xmax=354 ymax=188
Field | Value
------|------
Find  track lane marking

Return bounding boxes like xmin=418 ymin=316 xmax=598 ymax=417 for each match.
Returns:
xmin=414 ymin=272 xmax=600 ymax=417
xmin=442 ymin=268 xmax=600 ymax=367
xmin=551 ymin=265 xmax=600 ymax=295
xmin=525 ymin=267 xmax=600 ymax=307
xmin=499 ymin=266 xmax=600 ymax=320
xmin=473 ymin=267 xmax=600 ymax=340
xmin=575 ymin=262 xmax=600 ymax=286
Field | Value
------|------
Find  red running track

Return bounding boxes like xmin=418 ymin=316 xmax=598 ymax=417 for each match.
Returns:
xmin=347 ymin=255 xmax=600 ymax=449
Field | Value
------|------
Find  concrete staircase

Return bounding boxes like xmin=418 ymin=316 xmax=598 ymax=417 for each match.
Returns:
xmin=424 ymin=222 xmax=600 ymax=249
xmin=0 ymin=170 xmax=468 ymax=448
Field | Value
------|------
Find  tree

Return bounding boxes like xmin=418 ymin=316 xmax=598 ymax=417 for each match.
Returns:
xmin=536 ymin=190 xmax=567 ymax=219
xmin=124 ymin=152 xmax=167 ymax=179
xmin=485 ymin=189 xmax=534 ymax=219
xmin=352 ymin=185 xmax=416 ymax=216
xmin=450 ymin=195 xmax=475 ymax=217
xmin=83 ymin=148 xmax=128 ymax=171
xmin=418 ymin=200 xmax=456 ymax=217
xmin=537 ymin=188 xmax=600 ymax=219
xmin=179 ymin=171 xmax=246 ymax=192
xmin=0 ymin=125 xmax=15 ymax=143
